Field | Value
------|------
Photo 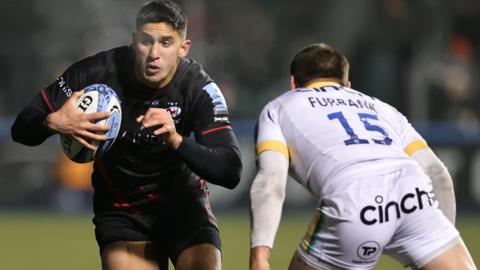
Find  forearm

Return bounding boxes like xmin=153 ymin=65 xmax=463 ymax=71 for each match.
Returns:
xmin=176 ymin=128 xmax=242 ymax=189
xmin=431 ymin=166 xmax=456 ymax=224
xmin=411 ymin=148 xmax=456 ymax=224
xmin=249 ymin=151 xmax=288 ymax=270
xmin=250 ymin=151 xmax=288 ymax=248
xmin=11 ymin=107 xmax=53 ymax=146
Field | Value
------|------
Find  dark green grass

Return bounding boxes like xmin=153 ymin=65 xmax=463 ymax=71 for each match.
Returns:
xmin=0 ymin=212 xmax=478 ymax=269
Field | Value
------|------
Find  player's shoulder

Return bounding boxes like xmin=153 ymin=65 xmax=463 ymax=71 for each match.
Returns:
xmin=258 ymin=90 xmax=291 ymax=119
xmin=174 ymin=58 xmax=212 ymax=90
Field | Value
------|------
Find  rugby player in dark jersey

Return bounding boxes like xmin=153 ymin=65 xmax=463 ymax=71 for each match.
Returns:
xmin=11 ymin=1 xmax=242 ymax=269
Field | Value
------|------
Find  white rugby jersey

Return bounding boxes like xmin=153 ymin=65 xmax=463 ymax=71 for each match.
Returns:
xmin=255 ymin=81 xmax=428 ymax=197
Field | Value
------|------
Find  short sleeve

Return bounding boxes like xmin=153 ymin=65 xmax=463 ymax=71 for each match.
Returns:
xmin=396 ymin=110 xmax=429 ymax=156
xmin=255 ymin=101 xmax=289 ymax=159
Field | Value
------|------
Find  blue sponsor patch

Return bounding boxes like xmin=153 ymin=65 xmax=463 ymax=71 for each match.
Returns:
xmin=202 ymin=82 xmax=229 ymax=116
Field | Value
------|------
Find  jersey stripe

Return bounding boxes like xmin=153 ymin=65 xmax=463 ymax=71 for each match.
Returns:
xmin=305 ymin=81 xmax=341 ymax=89
xmin=256 ymin=140 xmax=289 ymax=159
xmin=41 ymin=89 xmax=55 ymax=112
xmin=301 ymin=207 xmax=324 ymax=252
xmin=201 ymin=125 xmax=231 ymax=135
xmin=404 ymin=139 xmax=428 ymax=156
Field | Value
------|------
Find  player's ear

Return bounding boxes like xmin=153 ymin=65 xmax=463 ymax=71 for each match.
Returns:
xmin=345 ymin=81 xmax=351 ymax=88
xmin=178 ymin=39 xmax=191 ymax=58
xmin=290 ymin=76 xmax=297 ymax=90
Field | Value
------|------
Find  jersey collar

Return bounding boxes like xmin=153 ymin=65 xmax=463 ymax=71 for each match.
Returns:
xmin=305 ymin=81 xmax=341 ymax=89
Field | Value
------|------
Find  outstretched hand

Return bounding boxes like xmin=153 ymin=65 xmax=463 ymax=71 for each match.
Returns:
xmin=45 ymin=90 xmax=111 ymax=150
xmin=136 ymin=108 xmax=183 ymax=149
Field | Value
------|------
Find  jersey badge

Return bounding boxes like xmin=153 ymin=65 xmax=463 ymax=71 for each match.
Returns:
xmin=166 ymin=102 xmax=182 ymax=124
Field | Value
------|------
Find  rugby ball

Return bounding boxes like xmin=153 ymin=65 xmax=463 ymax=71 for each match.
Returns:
xmin=60 ymin=84 xmax=122 ymax=163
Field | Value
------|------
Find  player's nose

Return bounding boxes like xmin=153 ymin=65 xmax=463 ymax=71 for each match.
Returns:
xmin=148 ymin=42 xmax=161 ymax=59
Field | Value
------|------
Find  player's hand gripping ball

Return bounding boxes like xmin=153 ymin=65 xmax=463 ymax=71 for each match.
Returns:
xmin=60 ymin=84 xmax=122 ymax=163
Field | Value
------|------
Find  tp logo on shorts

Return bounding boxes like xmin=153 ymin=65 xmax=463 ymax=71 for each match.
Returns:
xmin=357 ymin=241 xmax=380 ymax=260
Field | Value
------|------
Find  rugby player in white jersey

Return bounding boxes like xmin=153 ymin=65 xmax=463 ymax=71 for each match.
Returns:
xmin=249 ymin=43 xmax=476 ymax=270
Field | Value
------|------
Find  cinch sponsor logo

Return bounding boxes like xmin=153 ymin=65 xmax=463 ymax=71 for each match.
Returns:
xmin=360 ymin=187 xmax=433 ymax=225
xmin=56 ymin=76 xmax=73 ymax=97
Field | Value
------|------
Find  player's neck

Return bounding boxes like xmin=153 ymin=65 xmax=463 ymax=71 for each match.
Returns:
xmin=305 ymin=79 xmax=342 ymax=89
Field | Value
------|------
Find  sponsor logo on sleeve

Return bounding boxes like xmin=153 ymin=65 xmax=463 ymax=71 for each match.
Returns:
xmin=56 ymin=76 xmax=73 ymax=97
xmin=202 ymin=82 xmax=229 ymax=121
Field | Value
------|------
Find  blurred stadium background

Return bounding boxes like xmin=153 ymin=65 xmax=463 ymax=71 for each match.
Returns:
xmin=0 ymin=0 xmax=479 ymax=269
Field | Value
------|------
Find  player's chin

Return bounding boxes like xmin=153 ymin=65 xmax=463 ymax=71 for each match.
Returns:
xmin=143 ymin=75 xmax=166 ymax=87
xmin=142 ymin=68 xmax=160 ymax=79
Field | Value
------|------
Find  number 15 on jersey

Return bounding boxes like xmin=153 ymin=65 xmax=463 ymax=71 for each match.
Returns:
xmin=328 ymin=111 xmax=392 ymax=146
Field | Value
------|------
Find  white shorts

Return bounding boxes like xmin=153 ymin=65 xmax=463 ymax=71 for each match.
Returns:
xmin=297 ymin=165 xmax=460 ymax=269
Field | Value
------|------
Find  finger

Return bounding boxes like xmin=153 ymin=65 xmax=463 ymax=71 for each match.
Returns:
xmin=65 ymin=90 xmax=86 ymax=109
xmin=85 ymin=122 xmax=111 ymax=133
xmin=143 ymin=111 xmax=158 ymax=122
xmin=72 ymin=89 xmax=85 ymax=99
xmin=86 ymin=111 xmax=111 ymax=121
xmin=142 ymin=112 xmax=171 ymax=128
xmin=135 ymin=115 xmax=144 ymax=131
xmin=144 ymin=118 xmax=175 ymax=130
xmin=77 ymin=130 xmax=109 ymax=141
xmin=153 ymin=124 xmax=174 ymax=136
xmin=142 ymin=109 xmax=154 ymax=121
xmin=72 ymin=135 xmax=97 ymax=151
xmin=74 ymin=89 xmax=84 ymax=96
xmin=65 ymin=91 xmax=82 ymax=106
xmin=143 ymin=108 xmax=167 ymax=122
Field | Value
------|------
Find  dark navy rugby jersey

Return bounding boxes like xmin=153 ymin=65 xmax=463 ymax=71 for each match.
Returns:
xmin=11 ymin=46 xmax=242 ymax=214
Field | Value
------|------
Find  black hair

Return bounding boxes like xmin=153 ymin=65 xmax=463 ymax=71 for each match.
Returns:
xmin=136 ymin=0 xmax=188 ymax=36
xmin=290 ymin=43 xmax=349 ymax=87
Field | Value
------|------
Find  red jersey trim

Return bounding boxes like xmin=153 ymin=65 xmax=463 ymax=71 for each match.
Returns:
xmin=40 ymin=89 xmax=55 ymax=112
xmin=201 ymin=125 xmax=231 ymax=135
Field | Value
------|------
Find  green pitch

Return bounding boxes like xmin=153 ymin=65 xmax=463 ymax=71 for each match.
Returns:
xmin=0 ymin=212 xmax=478 ymax=269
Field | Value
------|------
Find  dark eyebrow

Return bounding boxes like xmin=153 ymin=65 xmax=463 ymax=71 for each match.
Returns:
xmin=139 ymin=32 xmax=175 ymax=43
xmin=159 ymin=36 xmax=174 ymax=42
xmin=139 ymin=32 xmax=155 ymax=41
